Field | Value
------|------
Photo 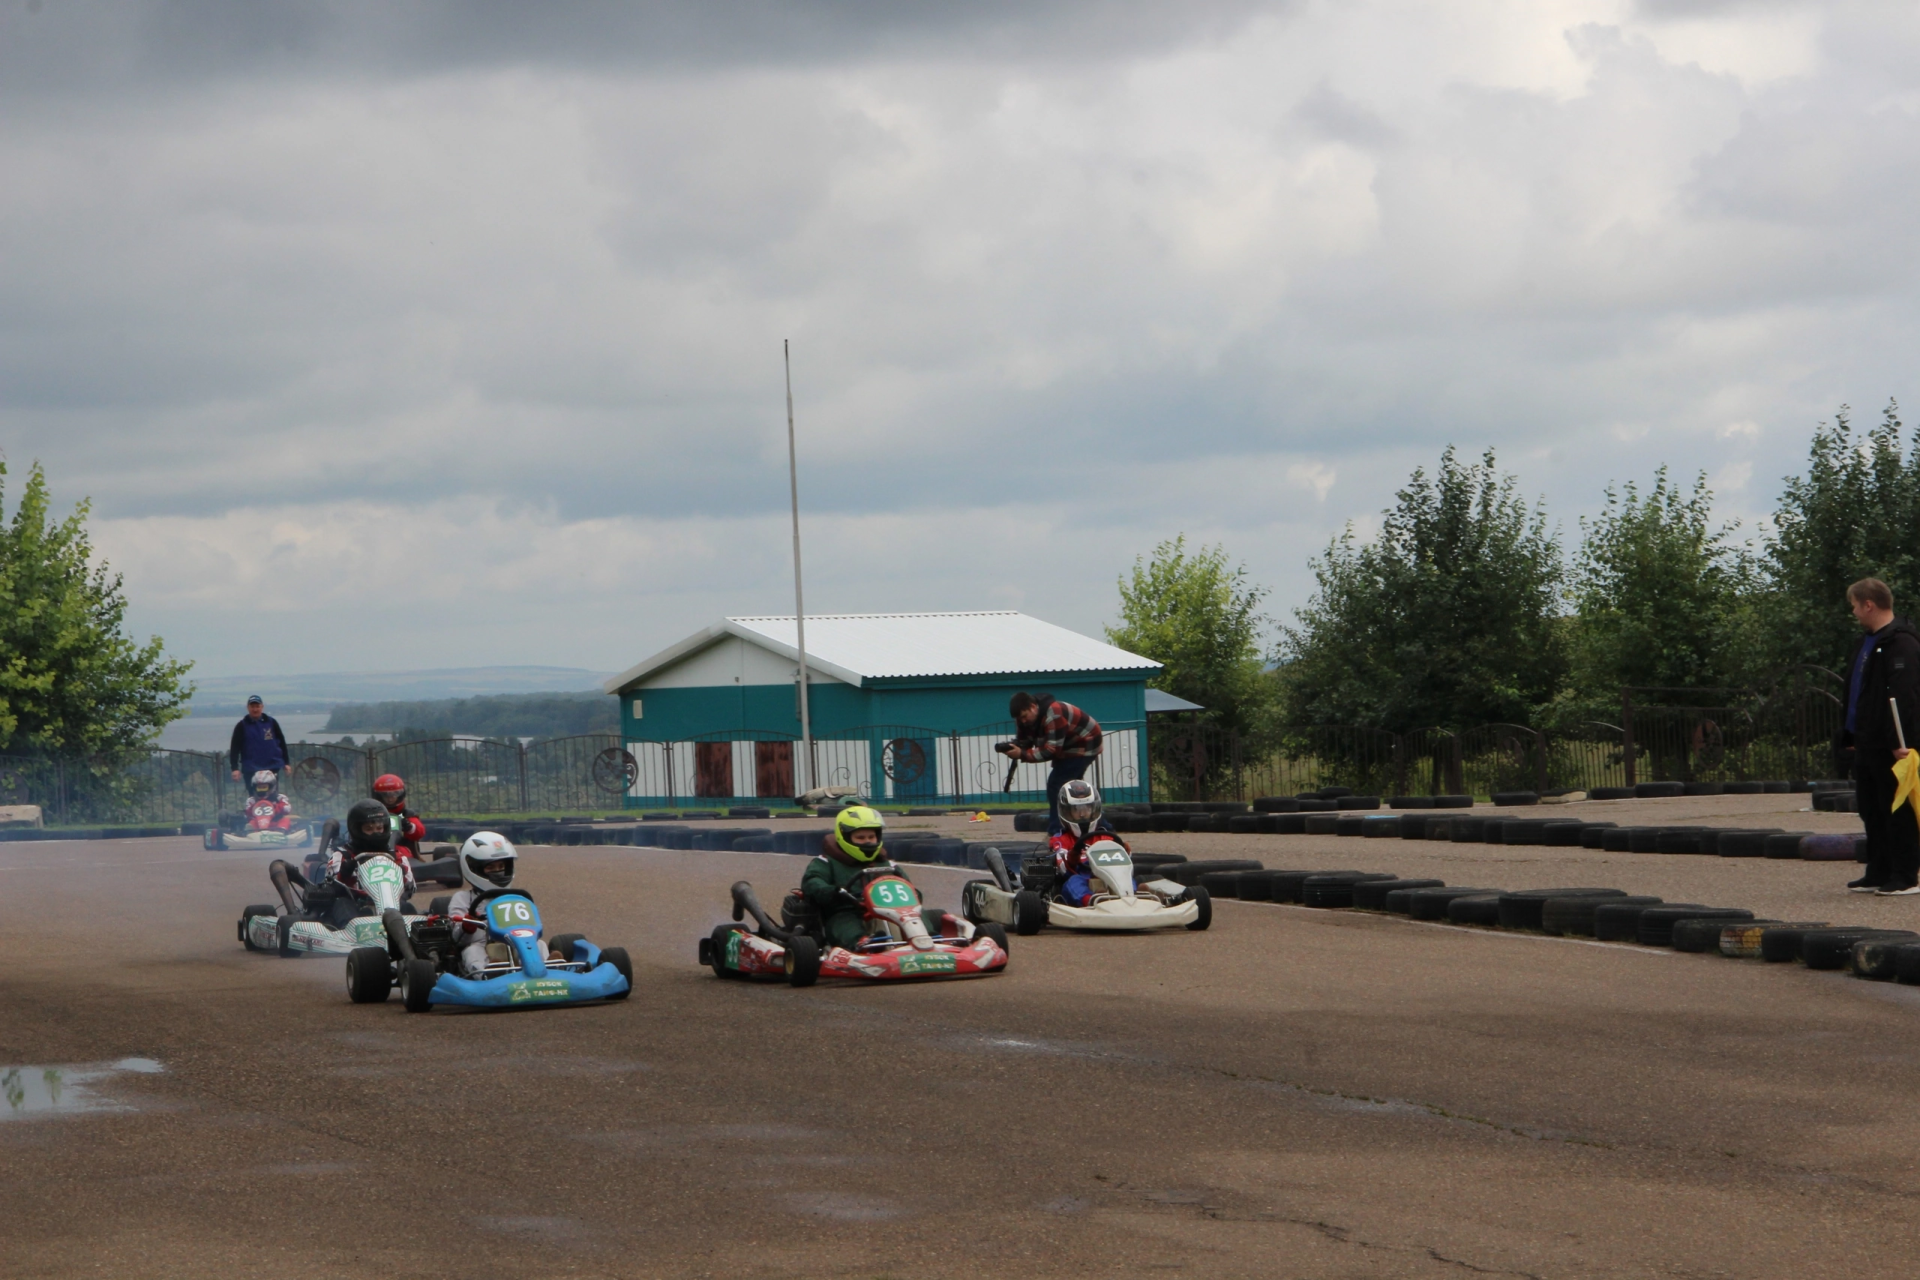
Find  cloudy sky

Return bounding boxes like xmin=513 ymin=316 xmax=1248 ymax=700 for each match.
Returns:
xmin=3 ymin=0 xmax=1914 ymax=681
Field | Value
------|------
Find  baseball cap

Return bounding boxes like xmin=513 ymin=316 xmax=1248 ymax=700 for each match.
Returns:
xmin=246 ymin=695 xmax=263 ymax=706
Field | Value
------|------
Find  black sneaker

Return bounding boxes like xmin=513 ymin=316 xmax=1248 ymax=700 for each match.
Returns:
xmin=1848 ymin=876 xmax=1885 ymax=893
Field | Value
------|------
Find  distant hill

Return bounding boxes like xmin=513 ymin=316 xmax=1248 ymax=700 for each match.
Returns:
xmin=323 ymin=691 xmax=619 ymax=741
xmin=185 ymin=667 xmax=613 ymax=716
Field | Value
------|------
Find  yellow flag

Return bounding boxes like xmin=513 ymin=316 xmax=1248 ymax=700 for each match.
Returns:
xmin=1893 ymin=752 xmax=1920 ymax=834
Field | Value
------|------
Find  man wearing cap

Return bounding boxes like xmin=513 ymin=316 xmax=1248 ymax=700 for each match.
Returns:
xmin=229 ymin=697 xmax=291 ymax=785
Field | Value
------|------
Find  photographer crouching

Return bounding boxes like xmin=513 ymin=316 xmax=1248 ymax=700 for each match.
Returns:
xmin=998 ymin=692 xmax=1103 ymax=836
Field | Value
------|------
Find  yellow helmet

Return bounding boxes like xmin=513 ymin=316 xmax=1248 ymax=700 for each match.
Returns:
xmin=834 ymin=805 xmax=886 ymax=863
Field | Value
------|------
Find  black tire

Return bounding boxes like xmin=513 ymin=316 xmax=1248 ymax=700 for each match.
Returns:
xmin=600 ymin=946 xmax=633 ymax=999
xmin=276 ymin=914 xmax=297 ymax=958
xmin=1185 ymin=885 xmax=1212 ymax=931
xmin=549 ymin=933 xmax=584 ymax=963
xmin=975 ymin=922 xmax=1010 ymax=953
xmin=1013 ymin=890 xmax=1048 ymax=936
xmin=238 ymin=905 xmax=277 ymax=951
xmin=708 ymin=925 xmax=743 ymax=979
xmin=428 ymin=895 xmax=452 ymax=917
xmin=401 ymin=958 xmax=438 ymax=1012
xmin=346 ymin=946 xmax=393 ymax=1003
xmin=785 ymin=935 xmax=821 ymax=987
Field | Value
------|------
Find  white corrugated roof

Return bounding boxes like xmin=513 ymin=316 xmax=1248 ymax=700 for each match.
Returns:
xmin=604 ymin=611 xmax=1159 ymax=692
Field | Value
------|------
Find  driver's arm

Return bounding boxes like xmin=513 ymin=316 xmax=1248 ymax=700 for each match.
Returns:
xmin=800 ymin=857 xmax=841 ymax=911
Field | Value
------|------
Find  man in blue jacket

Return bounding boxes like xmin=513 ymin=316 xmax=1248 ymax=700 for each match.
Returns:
xmin=229 ymin=696 xmax=290 ymax=785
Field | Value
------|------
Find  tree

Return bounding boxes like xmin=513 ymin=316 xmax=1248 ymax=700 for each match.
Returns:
xmin=1278 ymin=447 xmax=1563 ymax=731
xmin=1760 ymin=401 xmax=1920 ymax=675
xmin=0 ymin=462 xmax=192 ymax=762
xmin=1106 ymin=537 xmax=1271 ymax=735
xmin=1554 ymin=469 xmax=1756 ymax=716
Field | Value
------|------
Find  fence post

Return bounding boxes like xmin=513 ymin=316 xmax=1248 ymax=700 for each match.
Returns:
xmin=949 ymin=733 xmax=962 ymax=808
xmin=1392 ymin=734 xmax=1406 ymax=798
xmin=1449 ymin=733 xmax=1463 ymax=796
xmin=1621 ymin=692 xmax=1636 ymax=787
xmin=518 ymin=741 xmax=529 ymax=812
xmin=1534 ymin=728 xmax=1549 ymax=794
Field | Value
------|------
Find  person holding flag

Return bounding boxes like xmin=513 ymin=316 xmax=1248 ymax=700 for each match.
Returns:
xmin=1839 ymin=579 xmax=1920 ymax=895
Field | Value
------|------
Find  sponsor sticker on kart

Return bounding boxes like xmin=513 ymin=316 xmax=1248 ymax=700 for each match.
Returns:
xmin=725 ymin=930 xmax=743 ymax=970
xmin=352 ymin=919 xmax=386 ymax=945
xmin=247 ymin=917 xmax=278 ymax=949
xmin=898 ymin=952 xmax=957 ymax=975
xmin=507 ymin=978 xmax=572 ymax=1003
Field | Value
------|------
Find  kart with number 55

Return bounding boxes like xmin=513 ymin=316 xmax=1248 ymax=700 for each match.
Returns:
xmin=699 ymin=868 xmax=1009 ymax=986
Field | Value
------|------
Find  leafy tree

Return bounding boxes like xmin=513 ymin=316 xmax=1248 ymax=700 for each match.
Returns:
xmin=1760 ymin=401 xmax=1920 ymax=675
xmin=1106 ymin=537 xmax=1271 ymax=735
xmin=1553 ymin=469 xmax=1756 ymax=716
xmin=1278 ymin=447 xmax=1563 ymax=731
xmin=0 ymin=462 xmax=193 ymax=762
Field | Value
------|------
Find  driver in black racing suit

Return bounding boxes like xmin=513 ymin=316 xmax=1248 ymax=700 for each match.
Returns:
xmin=305 ymin=799 xmax=398 ymax=928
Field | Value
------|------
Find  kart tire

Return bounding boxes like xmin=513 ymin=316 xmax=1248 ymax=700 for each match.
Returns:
xmin=346 ymin=946 xmax=394 ymax=1004
xmin=549 ymin=933 xmax=584 ymax=963
xmin=239 ymin=906 xmax=277 ymax=951
xmin=708 ymin=925 xmax=743 ymax=979
xmin=401 ymin=958 xmax=438 ymax=1013
xmin=1184 ymin=885 xmax=1213 ymax=931
xmin=975 ymin=921 xmax=1010 ymax=954
xmin=428 ymin=895 xmax=452 ymax=917
xmin=276 ymin=914 xmax=297 ymax=958
xmin=1012 ymin=890 xmax=1048 ymax=936
xmin=600 ymin=946 xmax=633 ymax=999
xmin=785 ymin=935 xmax=822 ymax=987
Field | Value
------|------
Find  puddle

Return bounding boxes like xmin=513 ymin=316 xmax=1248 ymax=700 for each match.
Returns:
xmin=2 ymin=1057 xmax=164 ymax=1121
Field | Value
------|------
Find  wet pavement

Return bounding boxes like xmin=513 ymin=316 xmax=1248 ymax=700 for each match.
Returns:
xmin=3 ymin=803 xmax=1920 ymax=1278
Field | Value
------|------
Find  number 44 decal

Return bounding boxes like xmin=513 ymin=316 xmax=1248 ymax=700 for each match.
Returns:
xmin=1091 ymin=849 xmax=1131 ymax=865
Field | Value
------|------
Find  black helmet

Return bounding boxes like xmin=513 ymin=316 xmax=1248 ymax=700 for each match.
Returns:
xmin=1058 ymin=779 xmax=1102 ymax=840
xmin=346 ymin=798 xmax=392 ymax=854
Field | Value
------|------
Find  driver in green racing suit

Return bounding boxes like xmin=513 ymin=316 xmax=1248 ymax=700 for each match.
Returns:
xmin=801 ymin=805 xmax=910 ymax=950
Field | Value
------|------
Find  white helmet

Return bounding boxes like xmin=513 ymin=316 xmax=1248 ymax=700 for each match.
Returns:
xmin=459 ymin=831 xmax=517 ymax=892
xmin=250 ymin=769 xmax=277 ymax=798
xmin=1058 ymin=779 xmax=1103 ymax=840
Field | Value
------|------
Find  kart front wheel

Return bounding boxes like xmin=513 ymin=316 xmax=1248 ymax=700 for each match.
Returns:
xmin=346 ymin=946 xmax=393 ymax=1004
xmin=238 ymin=906 xmax=277 ymax=951
xmin=975 ymin=922 xmax=1010 ymax=954
xmin=600 ymin=946 xmax=633 ymax=999
xmin=401 ymin=958 xmax=438 ymax=1013
xmin=1185 ymin=886 xmax=1212 ymax=932
xmin=1012 ymin=890 xmax=1048 ymax=936
xmin=785 ymin=935 xmax=821 ymax=988
xmin=549 ymin=933 xmax=584 ymax=963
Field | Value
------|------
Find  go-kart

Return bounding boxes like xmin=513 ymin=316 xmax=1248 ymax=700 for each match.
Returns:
xmin=204 ymin=801 xmax=313 ymax=850
xmin=699 ymin=868 xmax=1008 ymax=986
xmin=961 ymin=840 xmax=1210 ymax=935
xmin=348 ymin=890 xmax=632 ymax=1013
xmin=235 ymin=846 xmax=438 ymax=957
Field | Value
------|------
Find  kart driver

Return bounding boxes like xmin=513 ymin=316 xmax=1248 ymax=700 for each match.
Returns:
xmin=244 ymin=770 xmax=296 ymax=836
xmin=373 ymin=773 xmax=426 ymax=863
xmin=802 ymin=806 xmax=910 ymax=951
xmin=311 ymin=799 xmax=404 ymax=927
xmin=444 ymin=832 xmax=562 ymax=978
xmin=1049 ymin=779 xmax=1127 ymax=907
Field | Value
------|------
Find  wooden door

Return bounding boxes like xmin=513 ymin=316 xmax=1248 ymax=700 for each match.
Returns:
xmin=694 ymin=742 xmax=734 ymax=798
xmin=755 ymin=741 xmax=793 ymax=799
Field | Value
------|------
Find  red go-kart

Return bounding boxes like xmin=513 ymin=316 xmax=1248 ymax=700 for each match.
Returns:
xmin=699 ymin=870 xmax=1009 ymax=986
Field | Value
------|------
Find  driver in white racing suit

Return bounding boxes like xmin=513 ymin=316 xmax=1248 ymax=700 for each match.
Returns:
xmin=445 ymin=832 xmax=560 ymax=978
xmin=1047 ymin=779 xmax=1128 ymax=906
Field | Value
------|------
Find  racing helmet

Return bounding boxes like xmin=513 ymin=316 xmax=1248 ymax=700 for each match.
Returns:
xmin=373 ymin=773 xmax=407 ymax=812
xmin=833 ymin=805 xmax=886 ymax=863
xmin=1058 ymin=779 xmax=1103 ymax=840
xmin=250 ymin=769 xmax=277 ymax=799
xmin=459 ymin=831 xmax=517 ymax=891
xmin=345 ymin=798 xmax=393 ymax=854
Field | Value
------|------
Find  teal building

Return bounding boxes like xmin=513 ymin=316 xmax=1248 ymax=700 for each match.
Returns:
xmin=600 ymin=612 xmax=1158 ymax=808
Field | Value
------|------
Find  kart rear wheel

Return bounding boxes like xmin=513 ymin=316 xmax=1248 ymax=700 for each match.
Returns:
xmin=401 ymin=958 xmax=438 ymax=1013
xmin=600 ymin=946 xmax=633 ymax=999
xmin=239 ymin=906 xmax=277 ymax=951
xmin=1013 ymin=890 xmax=1047 ymax=936
xmin=785 ymin=935 xmax=821 ymax=988
xmin=549 ymin=933 xmax=584 ymax=963
xmin=975 ymin=922 xmax=1010 ymax=954
xmin=346 ymin=946 xmax=393 ymax=1003
xmin=1185 ymin=886 xmax=1213 ymax=932
xmin=276 ymin=914 xmax=298 ymax=958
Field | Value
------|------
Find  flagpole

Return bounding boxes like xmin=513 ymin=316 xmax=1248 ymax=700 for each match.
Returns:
xmin=786 ymin=340 xmax=814 ymax=795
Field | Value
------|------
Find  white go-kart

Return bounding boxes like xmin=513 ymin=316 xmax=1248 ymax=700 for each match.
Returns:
xmin=961 ymin=839 xmax=1210 ymax=936
xmin=236 ymin=849 xmax=425 ymax=958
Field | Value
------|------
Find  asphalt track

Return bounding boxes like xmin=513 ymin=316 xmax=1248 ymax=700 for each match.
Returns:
xmin=5 ymin=796 xmax=1920 ymax=1279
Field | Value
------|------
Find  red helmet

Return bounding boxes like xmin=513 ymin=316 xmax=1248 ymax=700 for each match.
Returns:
xmin=373 ymin=773 xmax=407 ymax=812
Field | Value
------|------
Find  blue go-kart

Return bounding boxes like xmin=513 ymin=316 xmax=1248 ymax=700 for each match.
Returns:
xmin=348 ymin=891 xmax=633 ymax=1013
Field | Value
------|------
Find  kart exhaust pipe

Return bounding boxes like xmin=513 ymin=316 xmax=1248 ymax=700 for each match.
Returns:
xmin=729 ymin=881 xmax=786 ymax=939
xmin=268 ymin=860 xmax=301 ymax=916
xmin=984 ymin=847 xmax=1014 ymax=893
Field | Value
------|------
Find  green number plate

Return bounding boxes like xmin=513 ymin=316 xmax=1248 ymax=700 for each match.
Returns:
xmin=489 ymin=899 xmax=537 ymax=929
xmin=867 ymin=879 xmax=918 ymax=908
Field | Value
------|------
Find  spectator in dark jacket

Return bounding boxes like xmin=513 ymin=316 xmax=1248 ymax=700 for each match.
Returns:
xmin=1839 ymin=578 xmax=1920 ymax=894
xmin=999 ymin=692 xmax=1103 ymax=836
xmin=229 ymin=696 xmax=291 ymax=784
